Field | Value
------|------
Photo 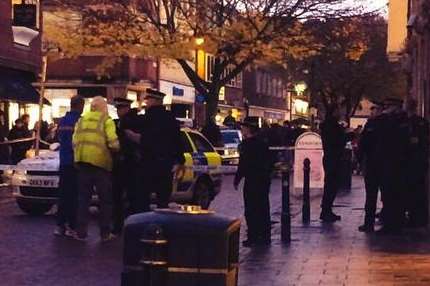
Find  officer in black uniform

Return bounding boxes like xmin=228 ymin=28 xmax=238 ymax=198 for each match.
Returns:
xmin=377 ymin=97 xmax=409 ymax=234
xmin=405 ymin=98 xmax=429 ymax=227
xmin=320 ymin=105 xmax=347 ymax=222
xmin=126 ymin=89 xmax=185 ymax=212
xmin=357 ymin=101 xmax=384 ymax=232
xmin=234 ymin=117 xmax=273 ymax=247
xmin=112 ymin=97 xmax=142 ymax=234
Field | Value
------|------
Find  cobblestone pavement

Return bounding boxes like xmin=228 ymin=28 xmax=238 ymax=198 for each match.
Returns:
xmin=1 ymin=175 xmax=430 ymax=285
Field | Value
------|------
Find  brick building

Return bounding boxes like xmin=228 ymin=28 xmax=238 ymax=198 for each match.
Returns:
xmin=0 ymin=0 xmax=43 ymax=129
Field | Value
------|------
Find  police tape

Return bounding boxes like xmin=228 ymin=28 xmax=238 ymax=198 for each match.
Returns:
xmin=0 ymin=137 xmax=36 ymax=145
xmin=0 ymin=164 xmax=238 ymax=173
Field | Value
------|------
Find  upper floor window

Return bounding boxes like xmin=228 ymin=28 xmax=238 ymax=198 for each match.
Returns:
xmin=12 ymin=0 xmax=40 ymax=29
xmin=206 ymin=54 xmax=242 ymax=89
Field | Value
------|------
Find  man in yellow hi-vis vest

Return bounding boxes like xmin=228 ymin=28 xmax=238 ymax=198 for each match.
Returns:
xmin=73 ymin=96 xmax=120 ymax=242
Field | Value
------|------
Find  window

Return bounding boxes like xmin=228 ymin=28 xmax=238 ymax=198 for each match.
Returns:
xmin=189 ymin=132 xmax=214 ymax=153
xmin=205 ymin=54 xmax=242 ymax=88
xmin=12 ymin=0 xmax=40 ymax=29
xmin=181 ymin=131 xmax=194 ymax=153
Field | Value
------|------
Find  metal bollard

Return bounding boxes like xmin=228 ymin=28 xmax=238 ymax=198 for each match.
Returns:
xmin=139 ymin=224 xmax=168 ymax=286
xmin=302 ymin=158 xmax=311 ymax=224
xmin=281 ymin=165 xmax=291 ymax=243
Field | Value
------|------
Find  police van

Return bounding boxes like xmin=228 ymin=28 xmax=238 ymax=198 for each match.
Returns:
xmin=8 ymin=128 xmax=223 ymax=215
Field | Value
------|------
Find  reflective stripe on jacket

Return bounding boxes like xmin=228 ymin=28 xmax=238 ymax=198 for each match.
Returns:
xmin=73 ymin=111 xmax=119 ymax=171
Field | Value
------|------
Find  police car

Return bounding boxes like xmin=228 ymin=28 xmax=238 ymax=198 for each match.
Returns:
xmin=9 ymin=128 xmax=222 ymax=215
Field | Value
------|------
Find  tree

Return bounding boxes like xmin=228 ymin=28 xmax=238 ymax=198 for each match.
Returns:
xmin=45 ymin=0 xmax=366 ymax=124
xmin=286 ymin=15 xmax=406 ymax=122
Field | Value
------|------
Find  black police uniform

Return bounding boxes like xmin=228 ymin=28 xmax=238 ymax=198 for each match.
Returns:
xmin=112 ymin=107 xmax=142 ymax=232
xmin=378 ymin=111 xmax=409 ymax=232
xmin=406 ymin=114 xmax=429 ymax=226
xmin=235 ymin=133 xmax=273 ymax=244
xmin=357 ymin=115 xmax=383 ymax=228
xmin=320 ymin=115 xmax=347 ymax=219
xmin=136 ymin=105 xmax=185 ymax=212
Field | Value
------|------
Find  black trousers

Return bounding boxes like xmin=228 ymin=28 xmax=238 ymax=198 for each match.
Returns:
xmin=363 ymin=172 xmax=380 ymax=226
xmin=112 ymin=161 xmax=138 ymax=233
xmin=134 ymin=165 xmax=173 ymax=213
xmin=380 ymin=174 xmax=404 ymax=230
xmin=406 ymin=173 xmax=428 ymax=226
xmin=321 ymin=158 xmax=341 ymax=214
xmin=56 ymin=165 xmax=78 ymax=229
xmin=243 ymin=177 xmax=271 ymax=241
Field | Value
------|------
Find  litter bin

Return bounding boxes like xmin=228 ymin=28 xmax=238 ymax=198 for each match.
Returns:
xmin=122 ymin=205 xmax=241 ymax=286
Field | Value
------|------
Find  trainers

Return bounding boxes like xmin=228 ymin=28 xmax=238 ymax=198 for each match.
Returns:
xmin=101 ymin=233 xmax=117 ymax=243
xmin=53 ymin=226 xmax=66 ymax=236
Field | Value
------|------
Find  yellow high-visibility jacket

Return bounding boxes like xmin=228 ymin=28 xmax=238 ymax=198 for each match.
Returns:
xmin=73 ymin=111 xmax=119 ymax=171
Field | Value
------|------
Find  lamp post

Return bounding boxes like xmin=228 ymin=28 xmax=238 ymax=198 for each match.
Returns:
xmin=194 ymin=37 xmax=205 ymax=126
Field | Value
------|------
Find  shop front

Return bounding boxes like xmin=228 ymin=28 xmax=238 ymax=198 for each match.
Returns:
xmin=216 ymin=104 xmax=245 ymax=126
xmin=248 ymin=105 xmax=288 ymax=124
xmin=160 ymin=80 xmax=195 ymax=119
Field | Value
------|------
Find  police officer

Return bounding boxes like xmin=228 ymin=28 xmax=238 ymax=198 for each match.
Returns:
xmin=405 ymin=98 xmax=429 ymax=227
xmin=377 ymin=97 xmax=409 ymax=234
xmin=234 ymin=117 xmax=273 ymax=247
xmin=126 ymin=89 xmax=185 ymax=212
xmin=112 ymin=97 xmax=142 ymax=234
xmin=320 ymin=105 xmax=347 ymax=222
xmin=357 ymin=101 xmax=384 ymax=232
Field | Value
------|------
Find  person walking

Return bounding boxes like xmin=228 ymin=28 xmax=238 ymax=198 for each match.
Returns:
xmin=320 ymin=105 xmax=347 ymax=222
xmin=54 ymin=95 xmax=85 ymax=237
xmin=73 ymin=96 xmax=120 ymax=242
xmin=112 ymin=97 xmax=142 ymax=234
xmin=234 ymin=117 xmax=273 ymax=247
xmin=377 ymin=97 xmax=409 ymax=234
xmin=126 ymin=89 xmax=185 ymax=212
xmin=8 ymin=118 xmax=32 ymax=164
xmin=357 ymin=101 xmax=384 ymax=232
xmin=404 ymin=98 xmax=429 ymax=227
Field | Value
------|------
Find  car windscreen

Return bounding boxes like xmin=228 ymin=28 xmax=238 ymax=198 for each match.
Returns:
xmin=221 ymin=131 xmax=241 ymax=144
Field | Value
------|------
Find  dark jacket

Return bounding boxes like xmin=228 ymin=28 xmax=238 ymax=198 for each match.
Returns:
xmin=201 ymin=122 xmax=223 ymax=147
xmin=235 ymin=135 xmax=273 ymax=182
xmin=139 ymin=106 xmax=185 ymax=168
xmin=8 ymin=125 xmax=32 ymax=164
xmin=406 ymin=114 xmax=429 ymax=177
xmin=357 ymin=116 xmax=382 ymax=172
xmin=115 ymin=108 xmax=142 ymax=163
xmin=58 ymin=111 xmax=81 ymax=167
xmin=320 ymin=116 xmax=346 ymax=164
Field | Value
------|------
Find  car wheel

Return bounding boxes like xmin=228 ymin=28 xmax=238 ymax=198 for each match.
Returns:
xmin=16 ymin=199 xmax=53 ymax=216
xmin=193 ymin=180 xmax=211 ymax=210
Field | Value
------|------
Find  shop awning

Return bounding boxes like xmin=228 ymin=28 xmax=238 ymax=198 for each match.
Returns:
xmin=0 ymin=75 xmax=51 ymax=105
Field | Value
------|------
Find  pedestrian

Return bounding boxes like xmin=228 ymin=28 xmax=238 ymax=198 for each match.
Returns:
xmin=21 ymin=114 xmax=30 ymax=131
xmin=54 ymin=95 xmax=85 ymax=237
xmin=8 ymin=118 xmax=32 ymax=164
xmin=125 ymin=89 xmax=185 ymax=212
xmin=73 ymin=96 xmax=120 ymax=242
xmin=357 ymin=101 xmax=384 ymax=232
xmin=234 ymin=116 xmax=273 ymax=247
xmin=320 ymin=105 xmax=347 ymax=222
xmin=112 ymin=97 xmax=142 ymax=235
xmin=404 ymin=98 xmax=429 ymax=227
xmin=376 ymin=97 xmax=409 ymax=234
xmin=0 ymin=111 xmax=9 ymax=164
xmin=351 ymin=125 xmax=363 ymax=175
xmin=223 ymin=110 xmax=236 ymax=128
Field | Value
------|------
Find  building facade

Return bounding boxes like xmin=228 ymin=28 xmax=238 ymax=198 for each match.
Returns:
xmin=0 ymin=0 xmax=43 ymax=129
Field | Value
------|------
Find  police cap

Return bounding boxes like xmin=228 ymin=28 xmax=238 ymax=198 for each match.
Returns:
xmin=145 ymin=88 xmax=166 ymax=100
xmin=113 ymin=97 xmax=133 ymax=108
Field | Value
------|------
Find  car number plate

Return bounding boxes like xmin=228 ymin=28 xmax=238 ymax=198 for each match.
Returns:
xmin=23 ymin=176 xmax=59 ymax=188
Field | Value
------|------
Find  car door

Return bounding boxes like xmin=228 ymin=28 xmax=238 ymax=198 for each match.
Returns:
xmin=187 ymin=131 xmax=221 ymax=172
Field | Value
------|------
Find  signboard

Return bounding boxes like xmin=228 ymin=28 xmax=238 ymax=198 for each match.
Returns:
xmin=172 ymin=86 xmax=184 ymax=96
xmin=293 ymin=132 xmax=324 ymax=189
xmin=13 ymin=4 xmax=37 ymax=28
